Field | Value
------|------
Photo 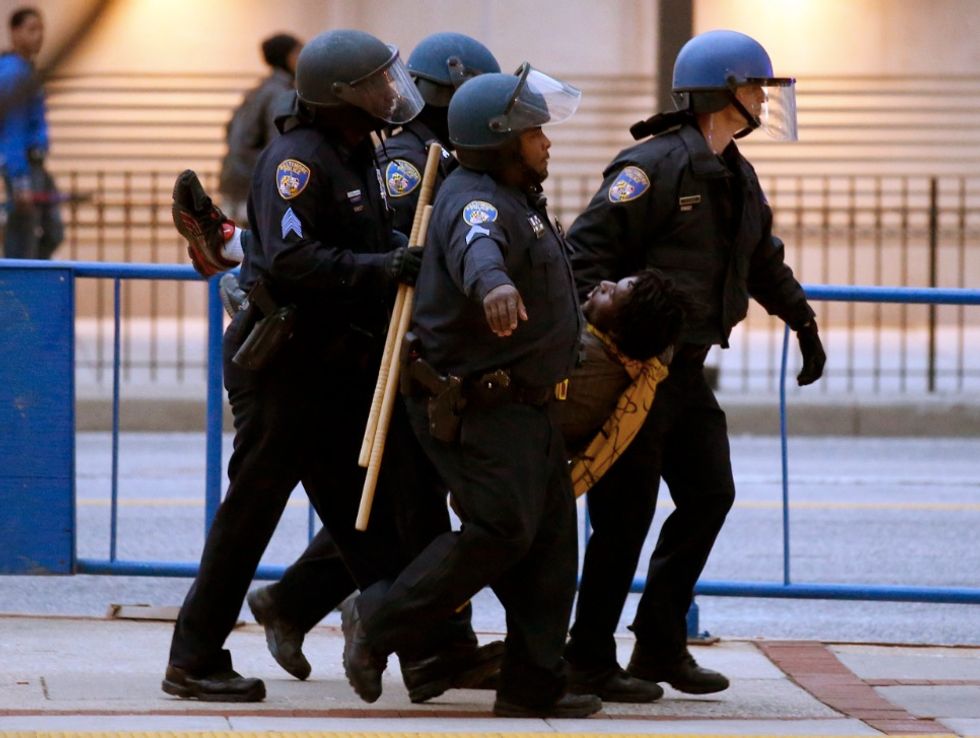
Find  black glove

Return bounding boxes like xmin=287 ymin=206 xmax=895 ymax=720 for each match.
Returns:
xmin=796 ymin=320 xmax=826 ymax=386
xmin=385 ymin=246 xmax=424 ymax=286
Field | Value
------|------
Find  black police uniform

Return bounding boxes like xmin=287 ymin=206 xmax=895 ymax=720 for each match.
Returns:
xmin=564 ymin=119 xmax=815 ymax=672
xmin=244 ymin=115 xmax=486 ymax=672
xmin=168 ymin=108 xmax=427 ymax=677
xmin=380 ymin=118 xmax=456 ymax=234
xmin=355 ymin=165 xmax=582 ymax=707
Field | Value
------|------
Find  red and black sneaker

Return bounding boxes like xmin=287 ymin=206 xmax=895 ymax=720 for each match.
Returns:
xmin=171 ymin=169 xmax=237 ymax=278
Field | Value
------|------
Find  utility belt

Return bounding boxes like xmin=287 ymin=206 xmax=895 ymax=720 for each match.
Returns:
xmin=231 ymin=280 xmax=297 ymax=370
xmin=399 ymin=331 xmax=567 ymax=442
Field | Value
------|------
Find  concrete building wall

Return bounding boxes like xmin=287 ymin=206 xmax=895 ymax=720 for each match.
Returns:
xmin=697 ymin=0 xmax=980 ymax=75
xmin=5 ymin=0 xmax=976 ymax=80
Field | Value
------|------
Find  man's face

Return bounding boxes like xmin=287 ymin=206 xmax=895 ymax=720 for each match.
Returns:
xmin=11 ymin=13 xmax=44 ymax=60
xmin=517 ymin=126 xmax=551 ymax=182
xmin=734 ymin=83 xmax=765 ymax=120
xmin=582 ymin=276 xmax=637 ymax=331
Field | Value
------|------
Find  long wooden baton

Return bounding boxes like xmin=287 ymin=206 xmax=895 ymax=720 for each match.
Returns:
xmin=357 ymin=143 xmax=444 ymax=468
xmin=356 ymin=204 xmax=434 ymax=531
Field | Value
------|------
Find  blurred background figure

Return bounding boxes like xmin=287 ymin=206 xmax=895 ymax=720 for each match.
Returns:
xmin=217 ymin=32 xmax=302 ymax=225
xmin=0 ymin=5 xmax=63 ymax=259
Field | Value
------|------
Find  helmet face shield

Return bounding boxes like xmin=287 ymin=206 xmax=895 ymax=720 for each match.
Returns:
xmin=754 ymin=78 xmax=798 ymax=141
xmin=332 ymin=47 xmax=424 ymax=124
xmin=488 ymin=64 xmax=582 ymax=134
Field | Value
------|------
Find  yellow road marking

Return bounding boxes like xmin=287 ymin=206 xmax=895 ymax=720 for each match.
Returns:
xmin=0 ymin=734 xmax=960 ymax=738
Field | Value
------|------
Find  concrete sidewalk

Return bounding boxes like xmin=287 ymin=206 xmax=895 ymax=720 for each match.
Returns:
xmin=1 ymin=614 xmax=978 ymax=735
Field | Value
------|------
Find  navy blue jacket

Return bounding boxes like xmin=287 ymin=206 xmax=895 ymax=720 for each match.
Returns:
xmin=377 ymin=119 xmax=455 ymax=235
xmin=241 ymin=121 xmax=396 ymax=343
xmin=568 ymin=121 xmax=813 ymax=347
xmin=412 ymin=167 xmax=581 ymax=388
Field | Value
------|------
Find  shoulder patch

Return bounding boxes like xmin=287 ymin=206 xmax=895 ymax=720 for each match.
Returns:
xmin=385 ymin=159 xmax=422 ymax=198
xmin=462 ymin=200 xmax=498 ymax=226
xmin=276 ymin=159 xmax=311 ymax=200
xmin=607 ymin=165 xmax=651 ymax=203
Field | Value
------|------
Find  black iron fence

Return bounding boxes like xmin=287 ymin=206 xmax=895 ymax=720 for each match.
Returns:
xmin=6 ymin=169 xmax=977 ymax=394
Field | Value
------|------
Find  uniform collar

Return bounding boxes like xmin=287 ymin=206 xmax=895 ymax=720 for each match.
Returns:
xmin=678 ymin=123 xmax=736 ymax=179
xmin=402 ymin=118 xmax=446 ymax=148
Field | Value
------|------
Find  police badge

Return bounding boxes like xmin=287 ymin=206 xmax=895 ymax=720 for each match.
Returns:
xmin=276 ymin=159 xmax=311 ymax=200
xmin=462 ymin=200 xmax=498 ymax=225
xmin=607 ymin=165 xmax=650 ymax=204
xmin=385 ymin=159 xmax=422 ymax=198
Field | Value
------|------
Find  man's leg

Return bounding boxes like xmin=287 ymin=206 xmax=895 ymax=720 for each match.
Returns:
xmin=247 ymin=527 xmax=352 ymax=680
xmin=346 ymin=401 xmax=583 ymax=710
xmin=3 ymin=177 xmax=38 ymax=259
xmin=488 ymin=411 xmax=600 ymax=717
xmin=627 ymin=369 xmax=734 ymax=694
xmin=164 ymin=320 xmax=311 ymax=701
xmin=34 ymin=166 xmax=64 ymax=260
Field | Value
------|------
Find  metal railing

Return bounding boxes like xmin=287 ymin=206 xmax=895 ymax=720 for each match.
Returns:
xmin=5 ymin=261 xmax=965 ymax=609
xmin=3 ymin=259 xmax=975 ymax=653
xmin=7 ymin=170 xmax=979 ymax=395
xmin=673 ymin=284 xmax=980 ymax=607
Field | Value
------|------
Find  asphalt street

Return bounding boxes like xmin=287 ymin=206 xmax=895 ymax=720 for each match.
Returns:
xmin=2 ymin=433 xmax=977 ymax=647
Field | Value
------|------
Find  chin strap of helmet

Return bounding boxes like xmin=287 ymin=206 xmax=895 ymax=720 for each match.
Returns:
xmin=725 ymin=75 xmax=762 ymax=139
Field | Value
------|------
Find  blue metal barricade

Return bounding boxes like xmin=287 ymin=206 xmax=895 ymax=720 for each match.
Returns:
xmin=2 ymin=260 xmax=978 ymax=608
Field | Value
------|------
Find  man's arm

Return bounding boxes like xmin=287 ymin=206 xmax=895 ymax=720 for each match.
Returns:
xmin=442 ymin=198 xmax=525 ymax=337
xmin=251 ymin=147 xmax=419 ymax=296
xmin=747 ymin=206 xmax=825 ymax=385
xmin=567 ymin=162 xmax=660 ymax=300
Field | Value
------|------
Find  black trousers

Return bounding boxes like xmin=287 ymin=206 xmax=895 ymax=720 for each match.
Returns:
xmin=168 ymin=319 xmax=408 ymax=675
xmin=263 ymin=433 xmax=481 ymax=659
xmin=357 ymin=396 xmax=578 ymax=707
xmin=565 ymin=349 xmax=735 ymax=671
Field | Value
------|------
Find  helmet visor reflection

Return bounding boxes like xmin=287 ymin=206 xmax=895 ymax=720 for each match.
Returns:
xmin=336 ymin=48 xmax=425 ymax=124
xmin=753 ymin=78 xmax=798 ymax=141
xmin=489 ymin=64 xmax=582 ymax=133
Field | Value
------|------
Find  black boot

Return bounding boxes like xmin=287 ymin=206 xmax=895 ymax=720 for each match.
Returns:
xmin=161 ymin=664 xmax=265 ymax=702
xmin=400 ymin=640 xmax=505 ymax=703
xmin=628 ymin=649 xmax=729 ymax=694
xmin=568 ymin=664 xmax=663 ymax=703
xmin=340 ymin=598 xmax=387 ymax=703
xmin=247 ymin=585 xmax=311 ymax=680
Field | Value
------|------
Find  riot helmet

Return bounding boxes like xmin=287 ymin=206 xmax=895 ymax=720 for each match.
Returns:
xmin=407 ymin=32 xmax=501 ymax=107
xmin=672 ymin=29 xmax=797 ymax=141
xmin=295 ymin=29 xmax=423 ymax=124
xmin=449 ymin=64 xmax=581 ymax=151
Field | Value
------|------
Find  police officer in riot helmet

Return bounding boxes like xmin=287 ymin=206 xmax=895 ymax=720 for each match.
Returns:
xmin=379 ymin=32 xmax=501 ymax=230
xmin=341 ymin=67 xmax=602 ymax=719
xmin=564 ymin=30 xmax=825 ymax=700
xmin=228 ymin=32 xmax=506 ymax=703
xmin=163 ymin=28 xmax=438 ymax=702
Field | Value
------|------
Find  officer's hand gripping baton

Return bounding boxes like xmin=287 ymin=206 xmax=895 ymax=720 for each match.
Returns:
xmin=356 ymin=143 xmax=442 ymax=530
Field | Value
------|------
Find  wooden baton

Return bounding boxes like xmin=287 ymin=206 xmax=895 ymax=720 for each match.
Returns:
xmin=358 ymin=142 xmax=444 ymax=468
xmin=355 ymin=143 xmax=442 ymax=530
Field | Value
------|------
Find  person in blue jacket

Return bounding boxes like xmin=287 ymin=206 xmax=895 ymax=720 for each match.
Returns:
xmin=0 ymin=6 xmax=63 ymax=259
